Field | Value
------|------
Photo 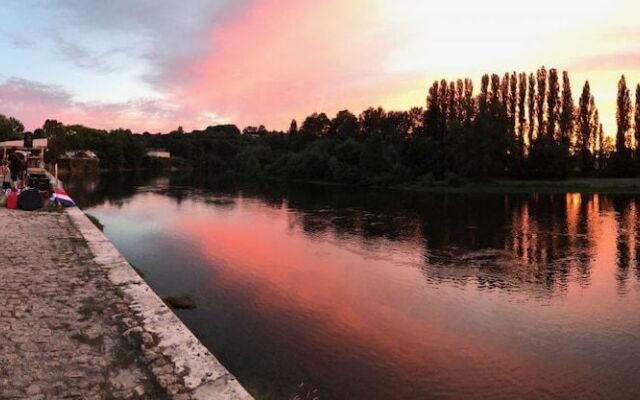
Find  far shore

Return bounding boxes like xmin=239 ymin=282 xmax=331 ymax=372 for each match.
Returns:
xmin=394 ymin=178 xmax=640 ymax=194
xmin=285 ymin=177 xmax=640 ymax=194
xmin=70 ymin=168 xmax=640 ymax=195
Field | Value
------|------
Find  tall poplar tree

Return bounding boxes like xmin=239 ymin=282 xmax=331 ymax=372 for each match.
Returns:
xmin=536 ymin=67 xmax=547 ymax=139
xmin=559 ymin=71 xmax=575 ymax=146
xmin=425 ymin=81 xmax=445 ymax=142
xmin=500 ymin=73 xmax=510 ymax=115
xmin=455 ymin=79 xmax=464 ymax=123
xmin=635 ymin=84 xmax=640 ymax=158
xmin=546 ymin=68 xmax=560 ymax=140
xmin=616 ymin=75 xmax=631 ymax=155
xmin=508 ymin=72 xmax=517 ymax=137
xmin=597 ymin=122 xmax=605 ymax=167
xmin=527 ymin=73 xmax=536 ymax=148
xmin=448 ymin=81 xmax=457 ymax=128
xmin=591 ymin=107 xmax=599 ymax=155
xmin=439 ymin=79 xmax=449 ymax=125
xmin=463 ymin=78 xmax=475 ymax=125
xmin=578 ymin=81 xmax=594 ymax=171
xmin=288 ymin=119 xmax=298 ymax=136
xmin=518 ymin=73 xmax=527 ymax=142
xmin=490 ymin=74 xmax=501 ymax=114
xmin=478 ymin=74 xmax=490 ymax=116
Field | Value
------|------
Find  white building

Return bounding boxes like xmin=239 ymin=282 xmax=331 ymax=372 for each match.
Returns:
xmin=147 ymin=148 xmax=171 ymax=159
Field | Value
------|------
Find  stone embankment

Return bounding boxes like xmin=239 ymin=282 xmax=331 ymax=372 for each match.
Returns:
xmin=0 ymin=207 xmax=253 ymax=400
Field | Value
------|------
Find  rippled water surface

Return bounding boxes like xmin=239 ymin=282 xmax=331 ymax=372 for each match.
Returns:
xmin=66 ymin=173 xmax=640 ymax=400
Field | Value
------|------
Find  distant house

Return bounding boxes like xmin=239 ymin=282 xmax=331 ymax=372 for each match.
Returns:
xmin=147 ymin=148 xmax=171 ymax=159
xmin=60 ymin=150 xmax=99 ymax=160
xmin=57 ymin=149 xmax=100 ymax=175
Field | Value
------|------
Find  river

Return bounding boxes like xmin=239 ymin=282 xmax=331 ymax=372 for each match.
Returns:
xmin=64 ymin=172 xmax=640 ymax=400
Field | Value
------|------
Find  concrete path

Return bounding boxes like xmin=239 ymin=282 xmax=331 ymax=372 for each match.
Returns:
xmin=0 ymin=207 xmax=252 ymax=400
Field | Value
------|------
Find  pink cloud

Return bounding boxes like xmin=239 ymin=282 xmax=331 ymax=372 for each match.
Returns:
xmin=0 ymin=78 xmax=194 ymax=132
xmin=569 ymin=52 xmax=640 ymax=72
xmin=172 ymin=0 xmax=417 ymax=129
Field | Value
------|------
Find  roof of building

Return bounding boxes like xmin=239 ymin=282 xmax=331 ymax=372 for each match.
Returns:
xmin=0 ymin=138 xmax=48 ymax=149
xmin=60 ymin=150 xmax=99 ymax=160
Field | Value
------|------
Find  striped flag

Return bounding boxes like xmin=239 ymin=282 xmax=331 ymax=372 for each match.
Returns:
xmin=51 ymin=188 xmax=76 ymax=207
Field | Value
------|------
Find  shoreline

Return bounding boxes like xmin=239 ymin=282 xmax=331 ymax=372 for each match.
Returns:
xmin=73 ymin=167 xmax=640 ymax=194
xmin=0 ymin=199 xmax=253 ymax=399
xmin=67 ymin=206 xmax=254 ymax=399
xmin=283 ymin=177 xmax=640 ymax=195
xmin=392 ymin=178 xmax=640 ymax=194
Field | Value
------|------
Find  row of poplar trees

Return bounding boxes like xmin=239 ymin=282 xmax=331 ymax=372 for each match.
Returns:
xmin=425 ymin=66 xmax=640 ymax=178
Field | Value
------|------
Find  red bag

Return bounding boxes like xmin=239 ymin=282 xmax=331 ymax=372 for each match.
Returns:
xmin=7 ymin=191 xmax=18 ymax=209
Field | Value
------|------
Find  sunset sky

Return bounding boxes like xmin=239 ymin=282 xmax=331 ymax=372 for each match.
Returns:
xmin=1 ymin=0 xmax=639 ymax=134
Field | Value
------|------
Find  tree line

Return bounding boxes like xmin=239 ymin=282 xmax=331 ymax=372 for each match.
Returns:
xmin=2 ymin=66 xmax=640 ymax=183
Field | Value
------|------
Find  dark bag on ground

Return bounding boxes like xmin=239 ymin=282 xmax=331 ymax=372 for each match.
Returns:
xmin=18 ymin=188 xmax=44 ymax=211
xmin=28 ymin=175 xmax=52 ymax=191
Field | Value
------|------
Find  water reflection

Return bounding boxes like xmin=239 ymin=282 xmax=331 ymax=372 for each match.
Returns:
xmin=65 ymin=172 xmax=640 ymax=400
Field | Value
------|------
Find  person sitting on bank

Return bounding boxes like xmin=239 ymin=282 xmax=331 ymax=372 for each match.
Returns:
xmin=0 ymin=160 xmax=11 ymax=190
xmin=8 ymin=147 xmax=26 ymax=189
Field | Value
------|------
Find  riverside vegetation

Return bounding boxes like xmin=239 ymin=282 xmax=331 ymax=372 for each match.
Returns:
xmin=3 ymin=67 xmax=640 ymax=186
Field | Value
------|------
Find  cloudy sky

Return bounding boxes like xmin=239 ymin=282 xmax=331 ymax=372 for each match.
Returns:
xmin=0 ymin=0 xmax=639 ymax=134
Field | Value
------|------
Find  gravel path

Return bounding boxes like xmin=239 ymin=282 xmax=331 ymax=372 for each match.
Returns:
xmin=0 ymin=208 xmax=174 ymax=399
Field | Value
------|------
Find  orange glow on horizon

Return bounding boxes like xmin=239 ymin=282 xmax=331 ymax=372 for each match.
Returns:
xmin=168 ymin=0 xmax=640 ymax=136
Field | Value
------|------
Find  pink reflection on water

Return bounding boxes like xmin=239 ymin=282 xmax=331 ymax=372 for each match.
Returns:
xmin=153 ymin=193 xmax=640 ymax=397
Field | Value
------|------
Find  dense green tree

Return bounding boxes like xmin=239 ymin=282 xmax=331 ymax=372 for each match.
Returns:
xmin=359 ymin=107 xmax=390 ymax=138
xmin=406 ymin=107 xmax=425 ymax=136
xmin=359 ymin=134 xmax=390 ymax=176
xmin=330 ymin=110 xmax=358 ymax=139
xmin=300 ymin=113 xmax=331 ymax=138
xmin=43 ymin=119 xmax=66 ymax=163
xmin=0 ymin=114 xmax=24 ymax=141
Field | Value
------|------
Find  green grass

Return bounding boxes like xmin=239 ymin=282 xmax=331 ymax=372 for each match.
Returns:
xmin=113 ymin=287 xmax=125 ymax=299
xmin=78 ymin=297 xmax=106 ymax=321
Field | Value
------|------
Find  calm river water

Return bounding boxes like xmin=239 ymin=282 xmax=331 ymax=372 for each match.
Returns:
xmin=65 ymin=172 xmax=640 ymax=400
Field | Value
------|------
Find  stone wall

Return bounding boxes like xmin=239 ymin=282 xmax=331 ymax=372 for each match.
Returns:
xmin=67 ymin=207 xmax=254 ymax=400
